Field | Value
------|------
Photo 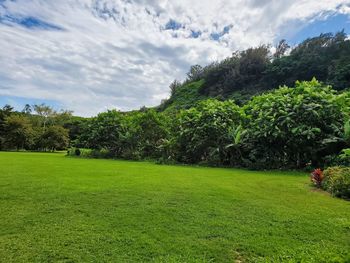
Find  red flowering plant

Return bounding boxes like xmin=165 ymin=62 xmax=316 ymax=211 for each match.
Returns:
xmin=311 ymin=168 xmax=324 ymax=188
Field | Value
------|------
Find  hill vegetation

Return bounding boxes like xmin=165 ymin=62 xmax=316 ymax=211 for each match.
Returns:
xmin=159 ymin=31 xmax=350 ymax=111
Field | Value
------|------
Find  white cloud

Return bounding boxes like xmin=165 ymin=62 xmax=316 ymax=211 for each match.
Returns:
xmin=0 ymin=0 xmax=349 ymax=116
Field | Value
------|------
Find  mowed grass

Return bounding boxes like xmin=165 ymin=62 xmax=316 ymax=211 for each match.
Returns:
xmin=0 ymin=152 xmax=349 ymax=262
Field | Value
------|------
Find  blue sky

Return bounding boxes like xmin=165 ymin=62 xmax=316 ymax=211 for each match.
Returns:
xmin=0 ymin=96 xmax=62 ymax=112
xmin=0 ymin=0 xmax=350 ymax=116
xmin=284 ymin=13 xmax=350 ymax=44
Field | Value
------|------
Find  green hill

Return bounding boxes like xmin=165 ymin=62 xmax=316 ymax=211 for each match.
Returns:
xmin=158 ymin=80 xmax=207 ymax=113
xmin=159 ymin=31 xmax=350 ymax=112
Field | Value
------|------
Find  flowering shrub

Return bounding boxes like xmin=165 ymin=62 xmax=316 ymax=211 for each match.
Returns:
xmin=323 ymin=167 xmax=350 ymax=199
xmin=311 ymin=168 xmax=324 ymax=188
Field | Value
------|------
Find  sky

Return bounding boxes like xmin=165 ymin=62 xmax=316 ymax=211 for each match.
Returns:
xmin=0 ymin=0 xmax=350 ymax=116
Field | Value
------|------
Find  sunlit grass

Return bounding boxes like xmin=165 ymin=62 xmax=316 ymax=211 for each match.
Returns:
xmin=0 ymin=152 xmax=349 ymax=262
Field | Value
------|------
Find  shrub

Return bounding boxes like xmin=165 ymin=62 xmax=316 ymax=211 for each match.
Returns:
xmin=67 ymin=147 xmax=93 ymax=158
xmin=67 ymin=148 xmax=74 ymax=156
xmin=325 ymin=148 xmax=350 ymax=167
xmin=89 ymin=148 xmax=112 ymax=159
xmin=176 ymin=99 xmax=242 ymax=164
xmin=242 ymin=79 xmax=345 ymax=169
xmin=75 ymin=148 xmax=81 ymax=156
xmin=311 ymin=168 xmax=324 ymax=188
xmin=323 ymin=166 xmax=350 ymax=199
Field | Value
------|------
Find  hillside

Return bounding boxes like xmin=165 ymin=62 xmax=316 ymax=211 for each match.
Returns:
xmin=159 ymin=31 xmax=350 ymax=112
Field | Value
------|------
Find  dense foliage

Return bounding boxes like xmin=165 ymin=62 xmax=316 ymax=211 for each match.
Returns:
xmin=323 ymin=166 xmax=350 ymax=199
xmin=199 ymin=31 xmax=350 ymax=97
xmin=0 ymin=104 xmax=73 ymax=151
xmin=175 ymin=99 xmax=241 ymax=164
xmin=241 ymin=79 xmax=347 ymax=169
xmin=76 ymin=109 xmax=170 ymax=160
xmin=67 ymin=80 xmax=349 ymax=172
xmin=161 ymin=32 xmax=350 ymax=112
xmin=3 ymin=79 xmax=349 ymax=173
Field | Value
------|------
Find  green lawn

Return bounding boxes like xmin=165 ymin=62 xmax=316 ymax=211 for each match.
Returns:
xmin=0 ymin=152 xmax=349 ymax=262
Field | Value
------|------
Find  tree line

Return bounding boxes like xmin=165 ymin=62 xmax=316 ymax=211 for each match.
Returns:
xmin=1 ymin=79 xmax=349 ymax=169
xmin=71 ymin=79 xmax=349 ymax=169
xmin=0 ymin=104 xmax=81 ymax=151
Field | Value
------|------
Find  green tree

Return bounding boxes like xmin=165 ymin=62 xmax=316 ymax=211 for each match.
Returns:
xmin=4 ymin=114 xmax=33 ymax=150
xmin=186 ymin=64 xmax=203 ymax=82
xmin=265 ymin=31 xmax=350 ymax=91
xmin=53 ymin=110 xmax=73 ymax=126
xmin=132 ymin=109 xmax=169 ymax=159
xmin=83 ymin=110 xmax=125 ymax=156
xmin=242 ymin=79 xmax=346 ymax=169
xmin=169 ymin=80 xmax=182 ymax=96
xmin=22 ymin=104 xmax=32 ymax=115
xmin=176 ymin=99 xmax=241 ymax=164
xmin=40 ymin=125 xmax=69 ymax=151
xmin=273 ymin=39 xmax=290 ymax=59
xmin=33 ymin=103 xmax=55 ymax=129
xmin=0 ymin=105 xmax=14 ymax=149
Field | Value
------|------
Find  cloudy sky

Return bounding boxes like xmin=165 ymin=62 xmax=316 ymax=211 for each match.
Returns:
xmin=0 ymin=0 xmax=350 ymax=116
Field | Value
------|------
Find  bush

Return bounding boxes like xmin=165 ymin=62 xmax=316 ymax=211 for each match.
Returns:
xmin=90 ymin=148 xmax=112 ymax=159
xmin=75 ymin=148 xmax=81 ymax=156
xmin=67 ymin=147 xmax=93 ymax=158
xmin=242 ymin=79 xmax=345 ymax=169
xmin=325 ymin=148 xmax=350 ymax=167
xmin=176 ymin=99 xmax=242 ymax=164
xmin=311 ymin=168 xmax=324 ymax=188
xmin=323 ymin=166 xmax=350 ymax=199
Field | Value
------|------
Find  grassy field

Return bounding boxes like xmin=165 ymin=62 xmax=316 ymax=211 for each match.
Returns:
xmin=0 ymin=152 xmax=349 ymax=262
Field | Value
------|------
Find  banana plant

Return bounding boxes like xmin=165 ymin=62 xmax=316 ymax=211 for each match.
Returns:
xmin=344 ymin=119 xmax=350 ymax=145
xmin=225 ymin=125 xmax=245 ymax=165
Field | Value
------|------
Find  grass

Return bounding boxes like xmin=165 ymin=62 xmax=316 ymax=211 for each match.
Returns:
xmin=0 ymin=152 xmax=349 ymax=262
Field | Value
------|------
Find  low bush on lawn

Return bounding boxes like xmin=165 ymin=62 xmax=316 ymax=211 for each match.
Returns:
xmin=322 ymin=166 xmax=350 ymax=199
xmin=310 ymin=168 xmax=324 ymax=188
xmin=68 ymin=147 xmax=90 ymax=157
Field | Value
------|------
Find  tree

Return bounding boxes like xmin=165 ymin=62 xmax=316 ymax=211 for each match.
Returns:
xmin=22 ymin=104 xmax=32 ymax=115
xmin=242 ymin=79 xmax=346 ymax=169
xmin=265 ymin=31 xmax=350 ymax=90
xmin=0 ymin=105 xmax=14 ymax=149
xmin=53 ymin=110 xmax=73 ymax=126
xmin=176 ymin=99 xmax=241 ymax=164
xmin=33 ymin=104 xmax=55 ymax=129
xmin=186 ymin=64 xmax=203 ymax=82
xmin=199 ymin=45 xmax=270 ymax=97
xmin=344 ymin=120 xmax=350 ymax=145
xmin=273 ymin=39 xmax=290 ymax=59
xmin=131 ymin=109 xmax=169 ymax=158
xmin=4 ymin=114 xmax=33 ymax=150
xmin=40 ymin=125 xmax=69 ymax=151
xmin=63 ymin=117 xmax=87 ymax=147
xmin=169 ymin=80 xmax=182 ymax=96
xmin=83 ymin=110 xmax=125 ymax=156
